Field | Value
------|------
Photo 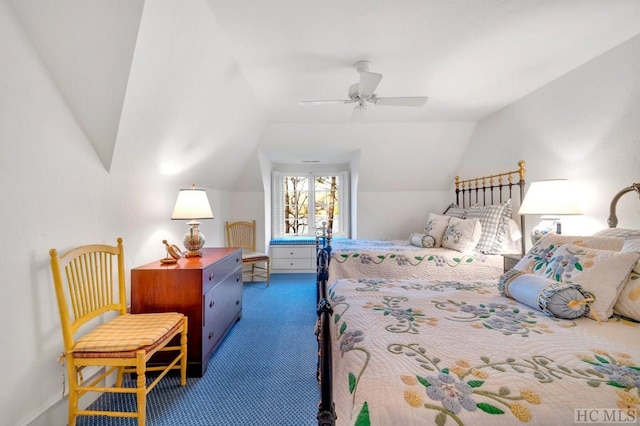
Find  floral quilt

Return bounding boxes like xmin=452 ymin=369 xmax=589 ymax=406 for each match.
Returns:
xmin=327 ymin=277 xmax=640 ymax=426
xmin=329 ymin=239 xmax=504 ymax=281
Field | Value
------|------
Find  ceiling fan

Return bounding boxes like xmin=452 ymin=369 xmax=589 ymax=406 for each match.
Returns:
xmin=300 ymin=60 xmax=428 ymax=118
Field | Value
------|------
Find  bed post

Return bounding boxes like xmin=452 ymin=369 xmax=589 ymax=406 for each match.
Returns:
xmin=316 ymin=224 xmax=336 ymax=425
xmin=517 ymin=160 xmax=526 ymax=254
xmin=607 ymin=183 xmax=640 ymax=228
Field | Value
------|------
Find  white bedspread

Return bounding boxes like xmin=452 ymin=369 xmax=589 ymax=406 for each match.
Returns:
xmin=327 ymin=277 xmax=640 ymax=426
xmin=328 ymin=239 xmax=504 ymax=281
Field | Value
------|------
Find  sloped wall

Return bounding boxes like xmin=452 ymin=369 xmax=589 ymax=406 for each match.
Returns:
xmin=459 ymin=33 xmax=640 ymax=246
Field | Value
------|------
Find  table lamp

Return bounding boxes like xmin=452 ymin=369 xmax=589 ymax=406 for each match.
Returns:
xmin=171 ymin=184 xmax=214 ymax=257
xmin=518 ymin=179 xmax=582 ymax=244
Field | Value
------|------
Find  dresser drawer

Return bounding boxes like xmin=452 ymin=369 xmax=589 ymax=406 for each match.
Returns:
xmin=271 ymin=246 xmax=314 ymax=259
xmin=203 ymin=251 xmax=241 ymax=293
xmin=272 ymin=257 xmax=313 ymax=270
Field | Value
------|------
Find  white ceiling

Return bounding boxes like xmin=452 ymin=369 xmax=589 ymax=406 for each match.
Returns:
xmin=7 ymin=0 xmax=640 ymax=191
xmin=206 ymin=0 xmax=640 ymax=123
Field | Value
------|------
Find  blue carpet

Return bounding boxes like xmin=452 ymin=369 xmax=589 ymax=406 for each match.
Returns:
xmin=78 ymin=273 xmax=318 ymax=426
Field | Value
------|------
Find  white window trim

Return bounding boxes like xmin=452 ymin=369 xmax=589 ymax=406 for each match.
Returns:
xmin=272 ymin=170 xmax=349 ymax=238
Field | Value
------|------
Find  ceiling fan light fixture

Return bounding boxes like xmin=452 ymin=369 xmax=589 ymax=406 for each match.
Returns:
xmin=300 ymin=60 xmax=428 ymax=115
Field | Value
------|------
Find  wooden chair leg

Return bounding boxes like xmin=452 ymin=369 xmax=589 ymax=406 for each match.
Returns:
xmin=136 ymin=351 xmax=147 ymax=426
xmin=67 ymin=356 xmax=79 ymax=426
xmin=180 ymin=317 xmax=188 ymax=386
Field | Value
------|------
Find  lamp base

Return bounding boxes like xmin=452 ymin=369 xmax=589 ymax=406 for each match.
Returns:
xmin=183 ymin=220 xmax=205 ymax=257
xmin=531 ymin=216 xmax=562 ymax=245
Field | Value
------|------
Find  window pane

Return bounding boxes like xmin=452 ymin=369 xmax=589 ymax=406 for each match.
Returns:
xmin=314 ymin=176 xmax=339 ymax=231
xmin=283 ymin=176 xmax=308 ymax=234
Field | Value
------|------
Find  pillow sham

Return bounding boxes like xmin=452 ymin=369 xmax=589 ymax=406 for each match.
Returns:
xmin=423 ymin=213 xmax=450 ymax=247
xmin=442 ymin=217 xmax=482 ymax=253
xmin=593 ymin=228 xmax=640 ymax=239
xmin=443 ymin=203 xmax=466 ymax=219
xmin=532 ymin=244 xmax=639 ymax=321
xmin=465 ymin=200 xmax=510 ymax=254
xmin=498 ymin=269 xmax=592 ymax=319
xmin=497 ymin=218 xmax=523 ymax=254
xmin=513 ymin=234 xmax=625 ymax=273
xmin=613 ymin=259 xmax=640 ymax=321
xmin=612 ymin=236 xmax=640 ymax=321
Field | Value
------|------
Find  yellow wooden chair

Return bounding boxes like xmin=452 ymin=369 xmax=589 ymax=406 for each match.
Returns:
xmin=225 ymin=220 xmax=270 ymax=285
xmin=49 ymin=238 xmax=188 ymax=426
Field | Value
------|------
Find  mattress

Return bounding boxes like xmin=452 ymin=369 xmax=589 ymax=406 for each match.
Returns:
xmin=327 ymin=276 xmax=640 ymax=426
xmin=328 ymin=239 xmax=504 ymax=281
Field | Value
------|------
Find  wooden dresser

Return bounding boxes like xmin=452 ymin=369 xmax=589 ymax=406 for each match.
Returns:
xmin=131 ymin=247 xmax=242 ymax=377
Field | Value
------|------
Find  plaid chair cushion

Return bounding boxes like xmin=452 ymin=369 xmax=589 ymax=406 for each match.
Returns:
xmin=73 ymin=312 xmax=184 ymax=353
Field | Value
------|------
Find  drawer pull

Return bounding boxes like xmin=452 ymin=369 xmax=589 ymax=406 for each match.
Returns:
xmin=236 ymin=257 xmax=240 ymax=262
xmin=209 ymin=300 xmax=215 ymax=308
xmin=209 ymin=273 xmax=214 ymax=281
xmin=208 ymin=331 xmax=214 ymax=340
xmin=236 ymin=300 xmax=240 ymax=306
xmin=236 ymin=276 xmax=240 ymax=282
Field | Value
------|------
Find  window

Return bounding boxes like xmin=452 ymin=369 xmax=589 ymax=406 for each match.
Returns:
xmin=272 ymin=171 xmax=349 ymax=237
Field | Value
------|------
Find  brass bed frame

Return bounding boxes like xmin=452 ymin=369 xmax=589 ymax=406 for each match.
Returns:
xmin=315 ymin=161 xmax=528 ymax=425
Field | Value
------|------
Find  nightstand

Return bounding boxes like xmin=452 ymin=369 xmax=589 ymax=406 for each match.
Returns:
xmin=502 ymin=253 xmax=523 ymax=272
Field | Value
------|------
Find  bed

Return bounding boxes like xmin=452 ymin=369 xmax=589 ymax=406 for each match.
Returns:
xmin=316 ymin=182 xmax=640 ymax=426
xmin=326 ymin=161 xmax=527 ymax=282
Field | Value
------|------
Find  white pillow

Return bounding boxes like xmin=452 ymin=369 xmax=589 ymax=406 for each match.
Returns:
xmin=497 ymin=218 xmax=523 ymax=253
xmin=532 ymin=244 xmax=639 ymax=321
xmin=593 ymin=228 xmax=640 ymax=239
xmin=423 ymin=213 xmax=450 ymax=247
xmin=613 ymin=259 xmax=640 ymax=321
xmin=442 ymin=217 xmax=482 ymax=253
xmin=613 ymin=236 xmax=640 ymax=321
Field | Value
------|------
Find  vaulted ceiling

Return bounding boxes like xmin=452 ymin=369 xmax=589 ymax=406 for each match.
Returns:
xmin=9 ymin=0 xmax=640 ymax=190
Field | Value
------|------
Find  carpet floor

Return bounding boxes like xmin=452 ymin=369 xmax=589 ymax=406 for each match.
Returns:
xmin=77 ymin=273 xmax=319 ymax=426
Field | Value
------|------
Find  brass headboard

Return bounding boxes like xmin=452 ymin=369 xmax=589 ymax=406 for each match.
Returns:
xmin=454 ymin=160 xmax=527 ymax=254
xmin=608 ymin=183 xmax=640 ymax=228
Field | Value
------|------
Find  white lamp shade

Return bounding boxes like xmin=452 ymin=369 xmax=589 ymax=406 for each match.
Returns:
xmin=518 ymin=179 xmax=582 ymax=216
xmin=171 ymin=187 xmax=214 ymax=220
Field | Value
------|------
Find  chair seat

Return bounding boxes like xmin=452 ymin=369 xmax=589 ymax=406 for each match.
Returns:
xmin=242 ymin=251 xmax=269 ymax=261
xmin=73 ymin=312 xmax=184 ymax=357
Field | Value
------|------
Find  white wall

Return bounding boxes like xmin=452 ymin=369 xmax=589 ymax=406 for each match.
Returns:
xmin=459 ymin=33 xmax=640 ymax=248
xmin=0 ymin=1 xmax=246 ymax=424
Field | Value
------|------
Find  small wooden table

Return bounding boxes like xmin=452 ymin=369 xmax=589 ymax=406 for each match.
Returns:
xmin=131 ymin=247 xmax=242 ymax=377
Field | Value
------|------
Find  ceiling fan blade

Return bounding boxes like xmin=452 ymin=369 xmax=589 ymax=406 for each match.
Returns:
xmin=358 ymin=71 xmax=383 ymax=97
xmin=300 ymin=99 xmax=353 ymax=105
xmin=374 ymin=96 xmax=428 ymax=107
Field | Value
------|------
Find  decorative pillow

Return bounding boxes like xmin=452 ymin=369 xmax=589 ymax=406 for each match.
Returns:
xmin=532 ymin=244 xmax=640 ymax=321
xmin=612 ymin=236 xmax=640 ymax=321
xmin=498 ymin=269 xmax=592 ymax=319
xmin=593 ymin=228 xmax=640 ymax=239
xmin=442 ymin=217 xmax=482 ymax=253
xmin=443 ymin=203 xmax=466 ymax=218
xmin=497 ymin=218 xmax=523 ymax=253
xmin=423 ymin=213 xmax=450 ymax=247
xmin=464 ymin=200 xmax=510 ymax=254
xmin=613 ymin=259 xmax=640 ymax=321
xmin=409 ymin=233 xmax=431 ymax=248
xmin=513 ymin=234 xmax=625 ymax=273
xmin=623 ymin=237 xmax=640 ymax=253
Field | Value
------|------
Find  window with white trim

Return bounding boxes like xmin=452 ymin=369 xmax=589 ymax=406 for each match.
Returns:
xmin=272 ymin=171 xmax=349 ymax=237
